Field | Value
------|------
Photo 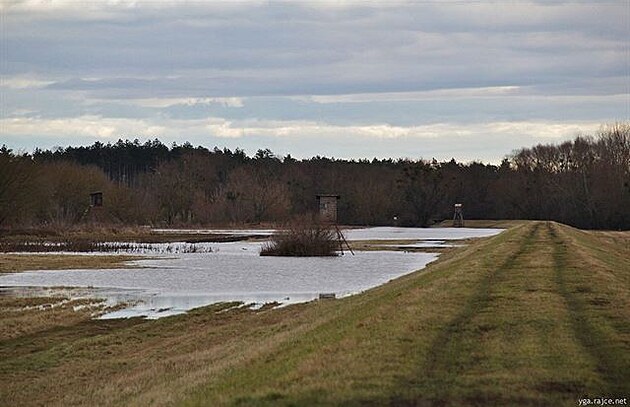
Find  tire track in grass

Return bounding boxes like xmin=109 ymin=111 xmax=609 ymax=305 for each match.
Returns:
xmin=548 ymin=223 xmax=630 ymax=395
xmin=396 ymin=223 xmax=541 ymax=403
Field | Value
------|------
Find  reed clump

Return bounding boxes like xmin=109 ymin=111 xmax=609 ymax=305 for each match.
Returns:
xmin=260 ymin=220 xmax=339 ymax=257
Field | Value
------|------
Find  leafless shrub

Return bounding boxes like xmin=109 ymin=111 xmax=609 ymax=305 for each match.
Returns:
xmin=260 ymin=218 xmax=339 ymax=257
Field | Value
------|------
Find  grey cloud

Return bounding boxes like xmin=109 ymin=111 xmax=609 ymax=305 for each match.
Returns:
xmin=5 ymin=2 xmax=627 ymax=94
xmin=1 ymin=1 xmax=627 ymax=161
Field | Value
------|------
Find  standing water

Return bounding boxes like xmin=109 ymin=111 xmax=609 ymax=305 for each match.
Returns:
xmin=0 ymin=227 xmax=503 ymax=319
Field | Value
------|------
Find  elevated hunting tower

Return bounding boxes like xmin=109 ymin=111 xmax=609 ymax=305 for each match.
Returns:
xmin=316 ymin=194 xmax=339 ymax=224
xmin=90 ymin=191 xmax=103 ymax=207
xmin=316 ymin=194 xmax=353 ymax=255
xmin=81 ymin=191 xmax=105 ymax=223
xmin=453 ymin=203 xmax=464 ymax=227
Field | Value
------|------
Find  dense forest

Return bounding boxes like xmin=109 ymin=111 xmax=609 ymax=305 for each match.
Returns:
xmin=1 ymin=123 xmax=628 ymax=230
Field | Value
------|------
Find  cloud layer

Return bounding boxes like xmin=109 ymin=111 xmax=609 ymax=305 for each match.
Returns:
xmin=1 ymin=1 xmax=628 ymax=161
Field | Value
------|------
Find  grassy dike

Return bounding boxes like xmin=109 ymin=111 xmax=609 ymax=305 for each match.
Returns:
xmin=0 ymin=222 xmax=628 ymax=406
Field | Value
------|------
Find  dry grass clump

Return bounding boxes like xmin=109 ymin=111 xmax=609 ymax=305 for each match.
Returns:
xmin=260 ymin=220 xmax=340 ymax=257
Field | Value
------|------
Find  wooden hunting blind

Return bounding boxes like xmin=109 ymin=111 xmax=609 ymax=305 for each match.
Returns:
xmin=90 ymin=191 xmax=103 ymax=207
xmin=316 ymin=194 xmax=339 ymax=224
xmin=316 ymin=194 xmax=353 ymax=255
xmin=453 ymin=203 xmax=464 ymax=227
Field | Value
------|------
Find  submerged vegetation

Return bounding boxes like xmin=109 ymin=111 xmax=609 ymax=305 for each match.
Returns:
xmin=0 ymin=240 xmax=213 ymax=254
xmin=0 ymin=227 xmax=251 ymax=257
xmin=0 ymin=222 xmax=628 ymax=406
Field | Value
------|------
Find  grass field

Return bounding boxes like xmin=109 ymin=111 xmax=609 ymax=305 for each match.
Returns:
xmin=0 ymin=221 xmax=628 ymax=406
xmin=0 ymin=253 xmax=141 ymax=273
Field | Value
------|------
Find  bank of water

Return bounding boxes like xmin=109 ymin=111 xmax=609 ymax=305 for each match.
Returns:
xmin=0 ymin=227 xmax=503 ymax=319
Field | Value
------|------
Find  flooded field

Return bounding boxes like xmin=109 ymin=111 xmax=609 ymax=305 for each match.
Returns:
xmin=344 ymin=226 xmax=503 ymax=241
xmin=0 ymin=227 xmax=503 ymax=319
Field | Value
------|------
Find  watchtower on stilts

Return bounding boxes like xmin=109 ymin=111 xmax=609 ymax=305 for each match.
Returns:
xmin=316 ymin=194 xmax=354 ymax=255
xmin=453 ymin=203 xmax=464 ymax=227
xmin=81 ymin=191 xmax=104 ymax=222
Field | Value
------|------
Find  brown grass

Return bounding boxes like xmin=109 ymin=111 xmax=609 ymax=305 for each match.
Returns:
xmin=0 ymin=253 xmax=142 ymax=273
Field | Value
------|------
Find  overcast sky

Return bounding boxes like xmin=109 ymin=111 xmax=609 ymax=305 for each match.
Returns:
xmin=0 ymin=0 xmax=628 ymax=162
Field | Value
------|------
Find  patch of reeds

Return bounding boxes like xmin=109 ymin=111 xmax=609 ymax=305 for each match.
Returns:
xmin=260 ymin=221 xmax=340 ymax=257
xmin=0 ymin=240 xmax=212 ymax=254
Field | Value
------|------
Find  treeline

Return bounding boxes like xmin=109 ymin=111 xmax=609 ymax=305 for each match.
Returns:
xmin=1 ymin=123 xmax=628 ymax=230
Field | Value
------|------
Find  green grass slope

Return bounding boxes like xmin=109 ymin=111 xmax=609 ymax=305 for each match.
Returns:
xmin=183 ymin=222 xmax=629 ymax=406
